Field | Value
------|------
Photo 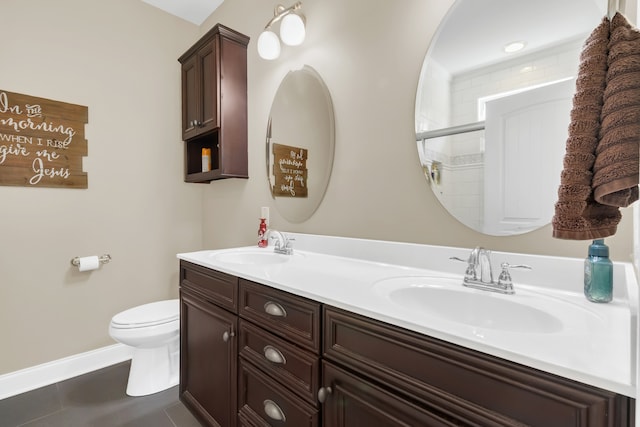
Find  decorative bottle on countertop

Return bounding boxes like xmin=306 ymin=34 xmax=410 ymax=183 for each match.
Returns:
xmin=258 ymin=218 xmax=268 ymax=248
xmin=584 ymin=239 xmax=613 ymax=303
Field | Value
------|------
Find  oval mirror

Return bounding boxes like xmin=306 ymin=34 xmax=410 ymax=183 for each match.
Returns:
xmin=267 ymin=65 xmax=335 ymax=223
xmin=415 ymin=0 xmax=603 ymax=235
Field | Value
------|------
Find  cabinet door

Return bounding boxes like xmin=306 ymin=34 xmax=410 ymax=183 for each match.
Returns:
xmin=181 ymin=39 xmax=218 ymax=140
xmin=181 ymin=53 xmax=199 ymax=140
xmin=197 ymin=39 xmax=218 ymax=136
xmin=180 ymin=288 xmax=237 ymax=427
xmin=321 ymin=361 xmax=459 ymax=427
xmin=324 ymin=307 xmax=632 ymax=426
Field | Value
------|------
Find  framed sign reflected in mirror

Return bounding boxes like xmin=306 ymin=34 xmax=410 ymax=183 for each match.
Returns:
xmin=270 ymin=141 xmax=309 ymax=198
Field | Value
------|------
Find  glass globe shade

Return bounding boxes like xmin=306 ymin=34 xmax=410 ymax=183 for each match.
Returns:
xmin=280 ymin=13 xmax=305 ymax=46
xmin=258 ymin=30 xmax=281 ymax=60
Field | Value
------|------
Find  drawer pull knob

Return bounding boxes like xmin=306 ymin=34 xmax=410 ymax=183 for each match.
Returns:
xmin=263 ymin=399 xmax=286 ymax=421
xmin=222 ymin=330 xmax=235 ymax=342
xmin=264 ymin=301 xmax=287 ymax=317
xmin=263 ymin=345 xmax=286 ymax=364
xmin=317 ymin=386 xmax=333 ymax=403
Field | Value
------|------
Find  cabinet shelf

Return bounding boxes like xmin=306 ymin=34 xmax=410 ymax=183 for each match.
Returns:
xmin=184 ymin=130 xmax=218 ymax=182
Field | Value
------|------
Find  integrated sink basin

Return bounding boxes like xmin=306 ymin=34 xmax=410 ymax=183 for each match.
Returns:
xmin=211 ymin=249 xmax=300 ymax=265
xmin=373 ymin=276 xmax=591 ymax=334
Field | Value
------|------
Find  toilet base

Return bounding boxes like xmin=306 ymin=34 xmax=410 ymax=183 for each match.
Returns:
xmin=125 ymin=339 xmax=179 ymax=397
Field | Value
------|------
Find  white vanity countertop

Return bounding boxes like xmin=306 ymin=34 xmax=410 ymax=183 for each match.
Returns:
xmin=177 ymin=233 xmax=638 ymax=397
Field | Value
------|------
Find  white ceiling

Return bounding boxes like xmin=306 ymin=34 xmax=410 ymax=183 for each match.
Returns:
xmin=140 ymin=0 xmax=224 ymax=25
xmin=140 ymin=0 xmax=607 ymax=72
xmin=430 ymin=0 xmax=605 ymax=75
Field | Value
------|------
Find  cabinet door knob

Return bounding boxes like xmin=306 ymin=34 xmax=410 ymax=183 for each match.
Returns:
xmin=317 ymin=386 xmax=333 ymax=403
xmin=263 ymin=345 xmax=286 ymax=364
xmin=264 ymin=301 xmax=287 ymax=317
xmin=222 ymin=330 xmax=235 ymax=342
xmin=263 ymin=399 xmax=286 ymax=422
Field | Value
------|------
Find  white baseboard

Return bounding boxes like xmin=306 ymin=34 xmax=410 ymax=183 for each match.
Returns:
xmin=0 ymin=344 xmax=133 ymax=400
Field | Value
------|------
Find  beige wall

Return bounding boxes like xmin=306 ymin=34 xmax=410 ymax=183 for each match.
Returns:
xmin=0 ymin=0 xmax=634 ymax=375
xmin=0 ymin=0 xmax=202 ymax=374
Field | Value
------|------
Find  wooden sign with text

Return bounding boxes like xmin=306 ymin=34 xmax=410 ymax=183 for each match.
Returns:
xmin=272 ymin=143 xmax=308 ymax=197
xmin=0 ymin=90 xmax=88 ymax=189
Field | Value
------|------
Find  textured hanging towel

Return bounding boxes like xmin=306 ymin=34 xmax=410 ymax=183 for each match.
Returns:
xmin=593 ymin=12 xmax=640 ymax=208
xmin=552 ymin=16 xmax=622 ymax=240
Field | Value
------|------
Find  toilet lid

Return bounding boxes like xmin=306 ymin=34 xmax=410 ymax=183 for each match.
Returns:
xmin=111 ymin=299 xmax=179 ymax=329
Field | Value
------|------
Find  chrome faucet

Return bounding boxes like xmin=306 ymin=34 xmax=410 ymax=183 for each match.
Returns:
xmin=450 ymin=247 xmax=531 ymax=294
xmin=265 ymin=229 xmax=293 ymax=255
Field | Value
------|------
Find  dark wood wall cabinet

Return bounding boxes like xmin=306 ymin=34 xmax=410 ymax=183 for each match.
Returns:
xmin=178 ymin=24 xmax=249 ymax=183
xmin=179 ymin=262 xmax=635 ymax=427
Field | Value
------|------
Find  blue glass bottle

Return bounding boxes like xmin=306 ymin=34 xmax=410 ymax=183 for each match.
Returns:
xmin=584 ymin=239 xmax=613 ymax=303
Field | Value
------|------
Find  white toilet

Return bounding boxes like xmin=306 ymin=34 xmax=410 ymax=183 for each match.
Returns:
xmin=108 ymin=299 xmax=180 ymax=396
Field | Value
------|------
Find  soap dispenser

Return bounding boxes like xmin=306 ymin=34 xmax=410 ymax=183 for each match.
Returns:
xmin=258 ymin=218 xmax=268 ymax=248
xmin=584 ymin=239 xmax=613 ymax=303
xmin=258 ymin=207 xmax=269 ymax=248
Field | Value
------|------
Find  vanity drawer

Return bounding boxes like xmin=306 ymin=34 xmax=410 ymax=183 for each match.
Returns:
xmin=238 ymin=358 xmax=318 ymax=427
xmin=180 ymin=260 xmax=238 ymax=313
xmin=239 ymin=319 xmax=320 ymax=406
xmin=239 ymin=279 xmax=321 ymax=353
xmin=323 ymin=306 xmax=632 ymax=427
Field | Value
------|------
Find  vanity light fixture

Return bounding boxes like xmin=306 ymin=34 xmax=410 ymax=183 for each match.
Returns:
xmin=258 ymin=2 xmax=306 ymax=60
xmin=503 ymin=41 xmax=526 ymax=54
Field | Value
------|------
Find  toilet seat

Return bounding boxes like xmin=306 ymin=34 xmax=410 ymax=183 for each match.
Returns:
xmin=111 ymin=299 xmax=179 ymax=329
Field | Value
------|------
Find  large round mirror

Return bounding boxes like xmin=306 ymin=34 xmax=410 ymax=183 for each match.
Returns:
xmin=267 ymin=65 xmax=335 ymax=223
xmin=415 ymin=0 xmax=603 ymax=236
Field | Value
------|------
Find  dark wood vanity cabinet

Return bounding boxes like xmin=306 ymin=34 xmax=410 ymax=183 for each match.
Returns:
xmin=322 ymin=306 xmax=635 ymax=427
xmin=179 ymin=261 xmax=239 ymax=427
xmin=179 ymin=263 xmax=634 ymax=427
xmin=178 ymin=24 xmax=249 ymax=183
xmin=179 ymin=265 xmax=322 ymax=427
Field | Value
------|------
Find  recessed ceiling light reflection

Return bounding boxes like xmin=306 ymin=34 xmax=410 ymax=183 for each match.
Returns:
xmin=503 ymin=41 xmax=526 ymax=54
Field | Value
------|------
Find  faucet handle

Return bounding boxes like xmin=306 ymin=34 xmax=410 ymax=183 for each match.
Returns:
xmin=502 ymin=263 xmax=532 ymax=270
xmin=449 ymin=256 xmax=477 ymax=282
xmin=497 ymin=262 xmax=532 ymax=291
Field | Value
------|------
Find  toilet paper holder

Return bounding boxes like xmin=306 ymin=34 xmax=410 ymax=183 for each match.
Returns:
xmin=70 ymin=254 xmax=112 ymax=268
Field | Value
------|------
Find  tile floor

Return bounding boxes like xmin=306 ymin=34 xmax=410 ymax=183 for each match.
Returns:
xmin=0 ymin=362 xmax=201 ymax=427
